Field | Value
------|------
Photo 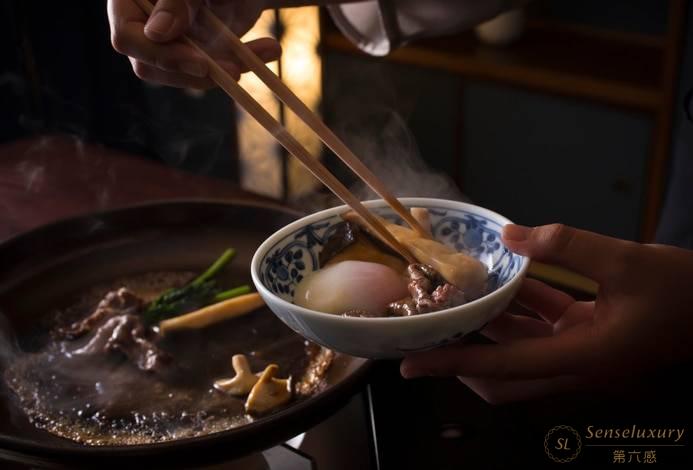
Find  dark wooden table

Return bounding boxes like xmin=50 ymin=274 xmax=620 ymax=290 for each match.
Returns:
xmin=0 ymin=135 xmax=272 ymax=240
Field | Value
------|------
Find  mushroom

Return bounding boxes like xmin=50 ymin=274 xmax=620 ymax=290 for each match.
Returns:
xmin=213 ymin=354 xmax=259 ymax=396
xmin=245 ymin=364 xmax=292 ymax=415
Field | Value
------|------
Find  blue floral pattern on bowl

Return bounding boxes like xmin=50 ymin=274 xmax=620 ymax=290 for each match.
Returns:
xmin=259 ymin=205 xmax=522 ymax=302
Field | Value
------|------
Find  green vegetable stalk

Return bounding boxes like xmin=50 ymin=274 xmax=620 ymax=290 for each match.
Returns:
xmin=191 ymin=249 xmax=235 ymax=286
xmin=143 ymin=249 xmax=248 ymax=325
xmin=214 ymin=284 xmax=251 ymax=301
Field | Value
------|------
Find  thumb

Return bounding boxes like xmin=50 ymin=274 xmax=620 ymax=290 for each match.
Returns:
xmin=144 ymin=0 xmax=203 ymax=42
xmin=502 ymin=223 xmax=634 ymax=284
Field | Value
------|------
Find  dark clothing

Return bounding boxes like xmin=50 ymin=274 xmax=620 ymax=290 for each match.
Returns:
xmin=0 ymin=0 xmax=238 ymax=180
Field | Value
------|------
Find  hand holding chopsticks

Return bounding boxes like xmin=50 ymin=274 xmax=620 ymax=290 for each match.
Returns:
xmin=110 ymin=0 xmax=279 ymax=88
xmin=132 ymin=0 xmax=424 ymax=262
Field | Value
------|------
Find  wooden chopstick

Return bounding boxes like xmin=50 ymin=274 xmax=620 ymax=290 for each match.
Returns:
xmin=197 ymin=7 xmax=428 ymax=238
xmin=133 ymin=0 xmax=416 ymax=264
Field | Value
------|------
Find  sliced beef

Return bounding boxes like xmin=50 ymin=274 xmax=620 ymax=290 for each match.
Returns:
xmin=59 ymin=288 xmax=143 ymax=339
xmin=294 ymin=345 xmax=335 ymax=397
xmin=387 ymin=298 xmax=418 ymax=316
xmin=71 ymin=314 xmax=169 ymax=371
xmin=61 ymin=288 xmax=168 ymax=372
xmin=429 ymin=283 xmax=466 ymax=309
xmin=319 ymin=220 xmax=407 ymax=274
xmin=388 ymin=264 xmax=466 ymax=316
xmin=319 ymin=221 xmax=359 ymax=266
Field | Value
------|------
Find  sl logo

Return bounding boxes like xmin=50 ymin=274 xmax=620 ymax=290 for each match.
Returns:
xmin=544 ymin=425 xmax=582 ymax=463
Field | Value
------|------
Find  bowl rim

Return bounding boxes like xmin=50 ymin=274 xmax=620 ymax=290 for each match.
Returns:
xmin=250 ymin=197 xmax=529 ymax=324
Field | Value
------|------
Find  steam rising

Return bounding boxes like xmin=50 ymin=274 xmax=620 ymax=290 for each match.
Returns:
xmin=0 ymin=271 xmax=329 ymax=446
xmin=295 ymin=104 xmax=467 ymax=213
xmin=1 ymin=272 xmax=252 ymax=445
xmin=338 ymin=109 xmax=465 ymax=201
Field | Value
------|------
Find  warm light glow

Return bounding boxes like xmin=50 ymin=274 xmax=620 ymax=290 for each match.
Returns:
xmin=280 ymin=7 xmax=323 ymax=198
xmin=237 ymin=10 xmax=282 ymax=199
xmin=237 ymin=7 xmax=322 ymax=199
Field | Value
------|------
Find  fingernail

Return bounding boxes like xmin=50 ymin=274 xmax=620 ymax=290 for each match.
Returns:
xmin=145 ymin=11 xmax=175 ymax=38
xmin=400 ymin=361 xmax=418 ymax=379
xmin=180 ymin=62 xmax=206 ymax=78
xmin=503 ymin=224 xmax=532 ymax=242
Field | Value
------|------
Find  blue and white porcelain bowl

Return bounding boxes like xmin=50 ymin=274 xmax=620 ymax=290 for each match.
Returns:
xmin=251 ymin=198 xmax=529 ymax=359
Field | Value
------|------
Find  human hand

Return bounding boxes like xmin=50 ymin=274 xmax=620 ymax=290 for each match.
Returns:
xmin=107 ymin=0 xmax=282 ymax=88
xmin=400 ymin=224 xmax=693 ymax=403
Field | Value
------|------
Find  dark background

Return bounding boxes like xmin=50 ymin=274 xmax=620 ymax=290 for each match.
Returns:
xmin=368 ymin=357 xmax=692 ymax=468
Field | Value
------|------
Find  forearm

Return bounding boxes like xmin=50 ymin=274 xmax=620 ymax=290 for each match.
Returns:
xmin=265 ymin=0 xmax=531 ymax=9
xmin=268 ymin=0 xmax=534 ymax=56
xmin=264 ymin=0 xmax=369 ymax=9
xmin=322 ymin=0 xmax=530 ymax=56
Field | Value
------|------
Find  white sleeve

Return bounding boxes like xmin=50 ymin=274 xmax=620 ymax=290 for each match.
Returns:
xmin=327 ymin=0 xmax=509 ymax=56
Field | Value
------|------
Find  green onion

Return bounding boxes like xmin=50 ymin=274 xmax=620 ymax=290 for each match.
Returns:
xmin=191 ymin=248 xmax=236 ymax=286
xmin=143 ymin=248 xmax=237 ymax=325
xmin=214 ymin=284 xmax=251 ymax=302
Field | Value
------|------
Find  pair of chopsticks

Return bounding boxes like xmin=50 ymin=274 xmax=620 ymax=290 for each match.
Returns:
xmin=133 ymin=0 xmax=425 ymax=263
